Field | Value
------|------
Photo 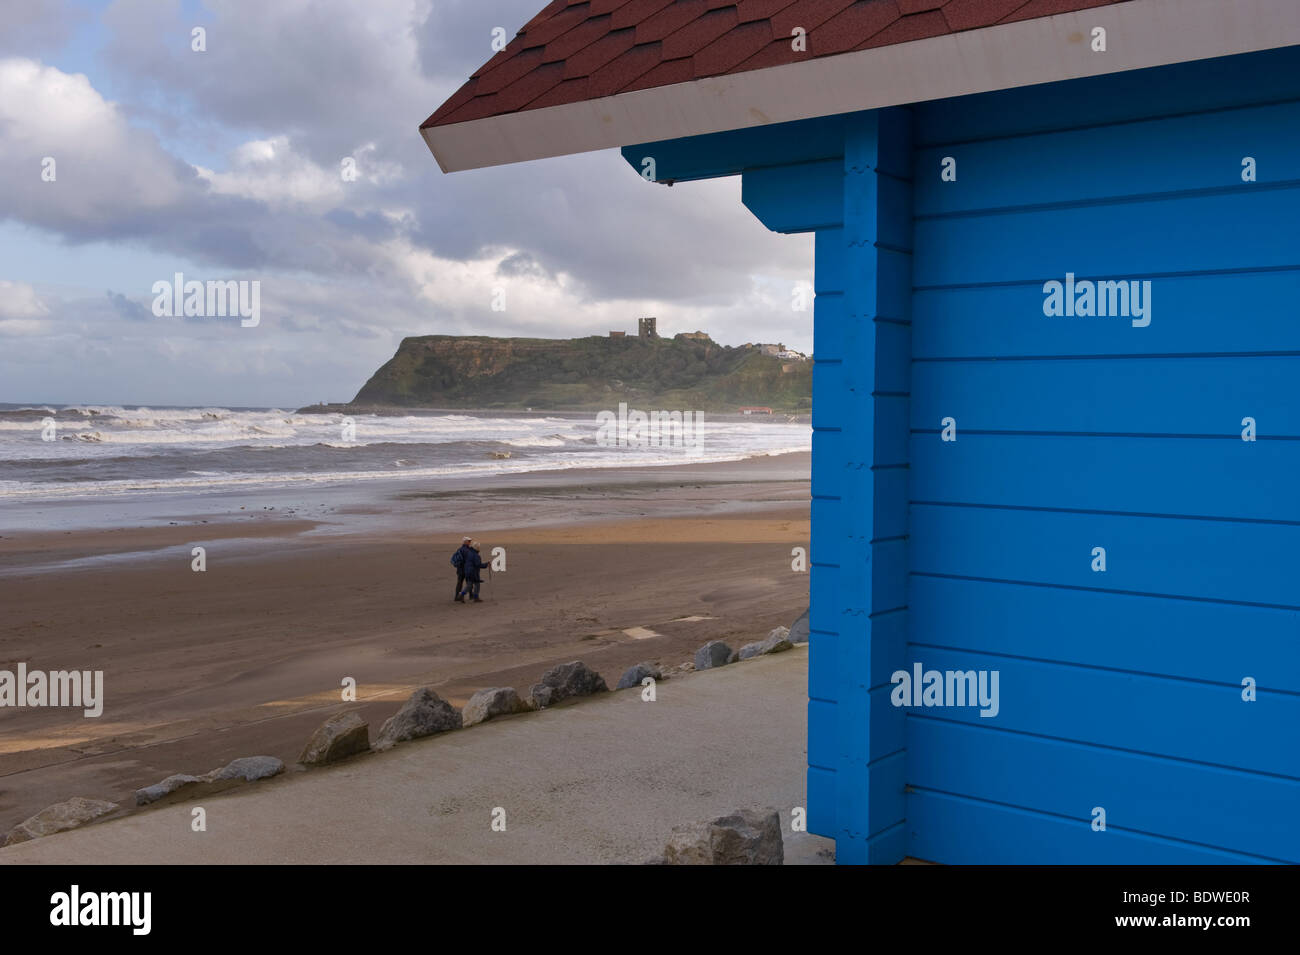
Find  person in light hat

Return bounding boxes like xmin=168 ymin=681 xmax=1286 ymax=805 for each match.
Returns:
xmin=450 ymin=536 xmax=472 ymax=603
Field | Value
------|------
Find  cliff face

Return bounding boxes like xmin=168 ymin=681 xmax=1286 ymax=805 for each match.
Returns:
xmin=350 ymin=334 xmax=812 ymax=412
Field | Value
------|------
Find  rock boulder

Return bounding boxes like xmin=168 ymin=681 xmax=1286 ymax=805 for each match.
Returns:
xmin=462 ymin=686 xmax=530 ymax=726
xmin=135 ymin=756 xmax=284 ymax=806
xmin=694 ymin=640 xmax=737 ymax=670
xmin=203 ymin=755 xmax=284 ymax=784
xmin=375 ymin=688 xmax=462 ymax=749
xmin=616 ymin=662 xmax=663 ymax=690
xmin=299 ymin=711 xmax=370 ymax=766
xmin=528 ymin=661 xmax=607 ymax=709
xmin=4 ymin=797 xmax=118 ymax=846
xmin=659 ymin=809 xmax=784 ymax=865
xmin=789 ymin=607 xmax=810 ymax=644
xmin=134 ymin=774 xmax=203 ymax=806
xmin=738 ymin=627 xmax=794 ymax=660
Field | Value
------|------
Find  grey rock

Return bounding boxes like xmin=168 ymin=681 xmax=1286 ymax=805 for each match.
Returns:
xmin=134 ymin=774 xmax=202 ymax=806
xmin=462 ymin=686 xmax=530 ymax=726
xmin=789 ymin=607 xmax=810 ymax=644
xmin=708 ymin=810 xmax=785 ymax=865
xmin=694 ymin=640 xmax=737 ymax=669
xmin=4 ymin=797 xmax=118 ymax=846
xmin=529 ymin=684 xmax=555 ymax=709
xmin=134 ymin=756 xmax=284 ymax=807
xmin=299 ymin=711 xmax=370 ymax=766
xmin=376 ymin=688 xmax=462 ymax=749
xmin=616 ymin=662 xmax=663 ymax=690
xmin=738 ymin=626 xmax=794 ymax=660
xmin=529 ymin=661 xmax=608 ymax=708
xmin=659 ymin=809 xmax=784 ymax=865
xmin=203 ymin=755 xmax=284 ymax=783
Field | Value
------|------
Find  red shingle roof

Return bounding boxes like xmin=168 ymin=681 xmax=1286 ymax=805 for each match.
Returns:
xmin=423 ymin=0 xmax=1124 ymax=129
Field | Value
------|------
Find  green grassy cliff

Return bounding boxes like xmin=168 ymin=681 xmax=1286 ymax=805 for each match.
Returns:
xmin=348 ymin=334 xmax=812 ymax=412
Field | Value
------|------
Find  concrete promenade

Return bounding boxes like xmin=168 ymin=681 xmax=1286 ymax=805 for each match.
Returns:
xmin=1 ymin=647 xmax=833 ymax=864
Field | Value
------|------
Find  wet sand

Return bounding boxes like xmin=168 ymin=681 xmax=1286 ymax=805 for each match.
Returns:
xmin=0 ymin=453 xmax=809 ymax=833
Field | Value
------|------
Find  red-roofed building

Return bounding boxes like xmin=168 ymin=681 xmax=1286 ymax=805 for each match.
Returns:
xmin=420 ymin=1 xmax=1300 ymax=866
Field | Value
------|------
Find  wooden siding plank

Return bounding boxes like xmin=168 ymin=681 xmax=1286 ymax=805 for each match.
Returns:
xmin=913 ymin=186 xmax=1300 ymax=288
xmin=910 ymin=433 xmax=1300 ymax=523
xmin=909 ymin=575 xmax=1300 ymax=693
xmin=911 ymin=356 xmax=1300 ymax=437
xmin=914 ymin=100 xmax=1300 ymax=217
xmin=913 ymin=270 xmax=1300 ymax=359
xmin=907 ymin=719 xmax=1300 ymax=863
xmin=892 ymin=648 xmax=1299 ymax=779
xmin=907 ymin=791 xmax=1270 ymax=864
xmin=910 ymin=504 xmax=1300 ymax=608
xmin=912 ymin=45 xmax=1300 ymax=148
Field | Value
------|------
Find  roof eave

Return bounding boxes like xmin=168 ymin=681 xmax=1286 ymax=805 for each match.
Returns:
xmin=422 ymin=0 xmax=1300 ymax=174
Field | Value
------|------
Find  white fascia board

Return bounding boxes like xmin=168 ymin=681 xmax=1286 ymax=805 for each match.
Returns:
xmin=423 ymin=0 xmax=1300 ymax=173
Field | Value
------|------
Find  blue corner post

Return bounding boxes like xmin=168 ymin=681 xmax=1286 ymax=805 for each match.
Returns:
xmin=738 ymin=108 xmax=912 ymax=862
xmin=623 ymin=107 xmax=914 ymax=864
xmin=819 ymin=109 xmax=912 ymax=863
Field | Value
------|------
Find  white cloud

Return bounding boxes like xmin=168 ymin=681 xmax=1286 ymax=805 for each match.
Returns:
xmin=0 ymin=280 xmax=50 ymax=320
xmin=0 ymin=58 xmax=193 ymax=232
xmin=0 ymin=319 xmax=51 ymax=337
xmin=196 ymin=136 xmax=342 ymax=205
xmin=382 ymin=238 xmax=812 ymax=347
xmin=196 ymin=138 xmax=403 ymax=205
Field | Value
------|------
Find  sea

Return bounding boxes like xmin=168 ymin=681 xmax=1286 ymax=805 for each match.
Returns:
xmin=0 ymin=404 xmax=811 ymax=504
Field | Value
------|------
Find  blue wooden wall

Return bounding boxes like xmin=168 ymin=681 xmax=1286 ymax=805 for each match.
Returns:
xmin=905 ymin=46 xmax=1300 ymax=866
xmin=625 ymin=44 xmax=1300 ymax=864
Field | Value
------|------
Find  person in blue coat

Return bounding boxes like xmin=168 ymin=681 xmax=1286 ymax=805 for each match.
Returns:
xmin=451 ymin=536 xmax=472 ymax=602
xmin=459 ymin=540 xmax=488 ymax=603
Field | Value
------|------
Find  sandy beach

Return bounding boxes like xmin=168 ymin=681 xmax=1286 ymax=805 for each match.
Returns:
xmin=0 ymin=452 xmax=809 ymax=834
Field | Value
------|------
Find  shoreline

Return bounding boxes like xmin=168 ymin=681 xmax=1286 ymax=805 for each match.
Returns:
xmin=0 ymin=449 xmax=809 ymax=539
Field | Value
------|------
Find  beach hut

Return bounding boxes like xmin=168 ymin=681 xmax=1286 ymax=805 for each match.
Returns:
xmin=420 ymin=0 xmax=1300 ymax=865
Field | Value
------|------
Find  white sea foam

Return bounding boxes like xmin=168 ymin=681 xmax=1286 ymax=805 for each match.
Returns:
xmin=0 ymin=405 xmax=811 ymax=501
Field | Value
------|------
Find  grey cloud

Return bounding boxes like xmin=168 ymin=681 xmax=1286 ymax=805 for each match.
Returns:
xmin=324 ymin=207 xmax=402 ymax=243
xmin=413 ymin=0 xmax=546 ymax=93
xmin=92 ymin=0 xmax=807 ymax=303
xmin=0 ymin=1 xmax=84 ymax=56
xmin=103 ymin=0 xmax=443 ymax=166
xmin=495 ymin=251 xmax=548 ymax=279
xmin=105 ymin=289 xmax=150 ymax=321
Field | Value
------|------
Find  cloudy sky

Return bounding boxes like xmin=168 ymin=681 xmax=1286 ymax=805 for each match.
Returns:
xmin=0 ymin=0 xmax=813 ymax=408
